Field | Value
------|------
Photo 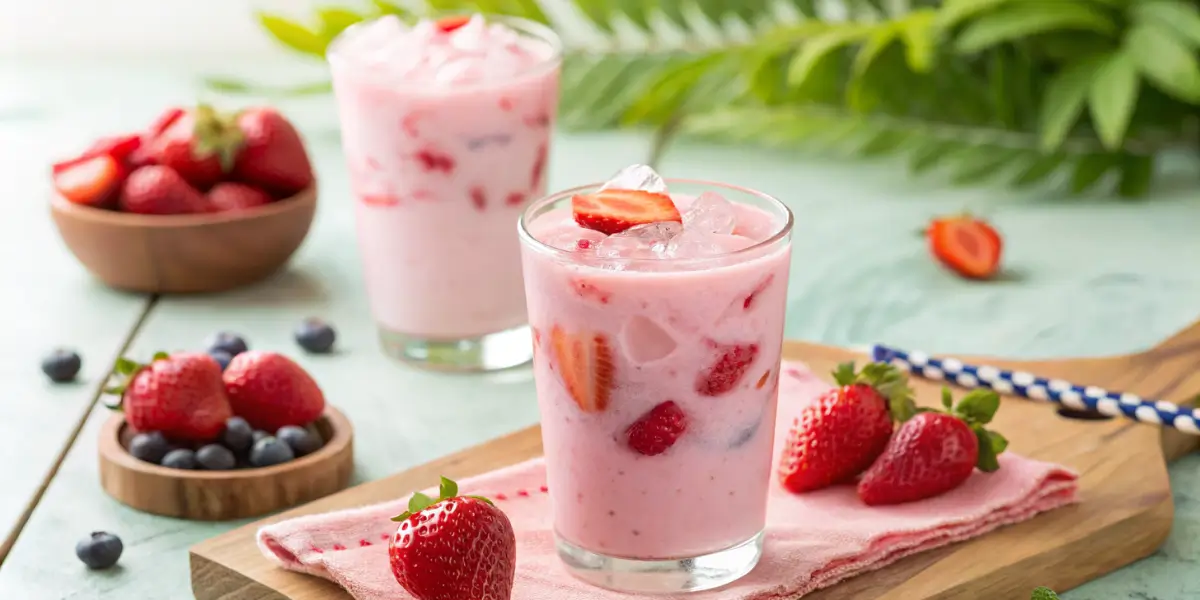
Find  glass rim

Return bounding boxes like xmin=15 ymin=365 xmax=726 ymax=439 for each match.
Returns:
xmin=518 ymin=178 xmax=795 ymax=268
xmin=326 ymin=14 xmax=564 ymax=90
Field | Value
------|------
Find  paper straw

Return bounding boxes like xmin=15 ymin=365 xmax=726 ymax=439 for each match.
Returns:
xmin=871 ymin=344 xmax=1200 ymax=435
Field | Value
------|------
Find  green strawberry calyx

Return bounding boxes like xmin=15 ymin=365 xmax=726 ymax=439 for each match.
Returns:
xmin=1031 ymin=587 xmax=1060 ymax=600
xmin=390 ymin=476 xmax=495 ymax=522
xmin=928 ymin=386 xmax=1009 ymax=473
xmin=832 ymin=361 xmax=918 ymax=423
xmin=101 ymin=351 xmax=171 ymax=411
xmin=191 ymin=104 xmax=245 ymax=173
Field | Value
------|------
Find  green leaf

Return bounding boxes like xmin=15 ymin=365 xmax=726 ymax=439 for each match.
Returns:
xmin=856 ymin=129 xmax=907 ymax=157
xmin=204 ymin=77 xmax=333 ymax=97
xmin=152 ymin=351 xmax=169 ymax=361
xmin=788 ymin=27 xmax=867 ymax=86
xmin=257 ymin=13 xmax=329 ymax=57
xmin=1088 ymin=51 xmax=1139 ymax=150
xmin=1133 ymin=0 xmax=1200 ymax=48
xmin=317 ymin=7 xmax=365 ymax=40
xmin=955 ymin=389 xmax=1001 ymax=424
xmin=1032 ymin=587 xmax=1061 ymax=600
xmin=988 ymin=430 xmax=1009 ymax=454
xmin=955 ymin=4 xmax=1118 ymax=54
xmin=950 ymin=147 xmax=1020 ymax=184
xmin=1127 ymin=23 xmax=1200 ymax=103
xmin=1039 ymin=56 xmax=1103 ymax=151
xmin=832 ymin=362 xmax=857 ymax=387
xmin=898 ymin=10 xmax=937 ymax=72
xmin=439 ymin=476 xmax=459 ymax=499
xmin=1071 ymin=154 xmax=1114 ymax=193
xmin=936 ymin=0 xmax=1015 ymax=31
xmin=113 ymin=357 xmax=140 ymax=376
xmin=1117 ymin=154 xmax=1155 ymax=198
xmin=408 ymin=492 xmax=435 ymax=514
xmin=975 ymin=427 xmax=1002 ymax=472
xmin=852 ymin=25 xmax=899 ymax=78
xmin=573 ymin=0 xmax=614 ymax=32
xmin=1011 ymin=154 xmax=1065 ymax=187
xmin=908 ymin=140 xmax=962 ymax=174
xmin=466 ymin=495 xmax=496 ymax=506
xmin=942 ymin=387 xmax=954 ymax=410
xmin=371 ymin=0 xmax=414 ymax=18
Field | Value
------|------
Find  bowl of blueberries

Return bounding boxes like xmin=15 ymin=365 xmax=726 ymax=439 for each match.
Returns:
xmin=92 ymin=323 xmax=354 ymax=521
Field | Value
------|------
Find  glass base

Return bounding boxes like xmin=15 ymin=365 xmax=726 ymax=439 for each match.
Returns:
xmin=556 ymin=531 xmax=764 ymax=594
xmin=378 ymin=324 xmax=532 ymax=372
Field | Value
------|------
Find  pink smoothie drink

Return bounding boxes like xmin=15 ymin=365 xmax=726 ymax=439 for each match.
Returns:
xmin=328 ymin=15 xmax=561 ymax=370
xmin=518 ymin=166 xmax=794 ymax=593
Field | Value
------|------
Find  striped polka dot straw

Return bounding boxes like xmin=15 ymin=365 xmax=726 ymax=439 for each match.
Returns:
xmin=871 ymin=344 xmax=1200 ymax=435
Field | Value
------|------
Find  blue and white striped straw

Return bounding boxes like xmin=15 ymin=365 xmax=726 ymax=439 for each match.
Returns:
xmin=871 ymin=344 xmax=1200 ymax=435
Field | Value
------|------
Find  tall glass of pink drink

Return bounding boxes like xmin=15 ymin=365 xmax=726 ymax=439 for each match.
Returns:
xmin=518 ymin=166 xmax=794 ymax=592
xmin=328 ymin=14 xmax=561 ymax=371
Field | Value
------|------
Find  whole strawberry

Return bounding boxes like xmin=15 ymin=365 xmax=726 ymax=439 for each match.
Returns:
xmin=779 ymin=362 xmax=914 ymax=494
xmin=222 ymin=351 xmax=325 ymax=431
xmin=232 ymin=107 xmax=314 ymax=197
xmin=147 ymin=105 xmax=243 ymax=190
xmin=106 ymin=352 xmax=233 ymax=441
xmin=206 ymin=182 xmax=272 ymax=213
xmin=389 ymin=477 xmax=516 ymax=600
xmin=858 ymin=388 xmax=1008 ymax=506
xmin=119 ymin=165 xmax=209 ymax=215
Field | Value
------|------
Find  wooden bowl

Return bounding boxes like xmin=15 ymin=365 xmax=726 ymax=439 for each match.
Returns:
xmin=98 ymin=406 xmax=354 ymax=521
xmin=50 ymin=186 xmax=317 ymax=294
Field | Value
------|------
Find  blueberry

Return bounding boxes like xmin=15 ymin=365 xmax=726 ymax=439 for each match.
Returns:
xmin=196 ymin=444 xmax=236 ymax=470
xmin=294 ymin=318 xmax=336 ymax=354
xmin=161 ymin=448 xmax=197 ymax=469
xmin=221 ymin=417 xmax=254 ymax=454
xmin=249 ymin=437 xmax=295 ymax=467
xmin=252 ymin=430 xmax=270 ymax=444
xmin=277 ymin=425 xmax=323 ymax=457
xmin=41 ymin=348 xmax=82 ymax=383
xmin=206 ymin=332 xmax=248 ymax=357
xmin=75 ymin=531 xmax=123 ymax=570
xmin=128 ymin=432 xmax=171 ymax=464
xmin=209 ymin=350 xmax=233 ymax=372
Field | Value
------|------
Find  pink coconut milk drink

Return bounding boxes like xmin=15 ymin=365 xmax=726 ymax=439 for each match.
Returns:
xmin=328 ymin=14 xmax=561 ymax=371
xmin=519 ymin=165 xmax=794 ymax=593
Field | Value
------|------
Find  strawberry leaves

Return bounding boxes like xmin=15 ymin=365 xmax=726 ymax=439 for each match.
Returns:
xmin=944 ymin=387 xmax=1007 ymax=473
xmin=1031 ymin=587 xmax=1060 ymax=600
xmin=391 ymin=477 xmax=494 ymax=522
xmin=831 ymin=361 xmax=917 ymax=422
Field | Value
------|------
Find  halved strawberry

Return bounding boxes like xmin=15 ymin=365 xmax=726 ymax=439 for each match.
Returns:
xmin=626 ymin=401 xmax=688 ymax=456
xmin=549 ymin=326 xmax=614 ymax=413
xmin=695 ymin=341 xmax=759 ymax=397
xmin=436 ymin=15 xmax=471 ymax=32
xmin=572 ymin=189 xmax=682 ymax=235
xmin=53 ymin=154 xmax=124 ymax=208
xmin=927 ymin=214 xmax=1002 ymax=280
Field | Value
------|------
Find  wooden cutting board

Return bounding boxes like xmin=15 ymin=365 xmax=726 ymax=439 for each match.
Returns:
xmin=190 ymin=319 xmax=1200 ymax=600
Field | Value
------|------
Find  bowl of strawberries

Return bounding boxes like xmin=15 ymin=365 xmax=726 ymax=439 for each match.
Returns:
xmin=49 ymin=104 xmax=318 ymax=294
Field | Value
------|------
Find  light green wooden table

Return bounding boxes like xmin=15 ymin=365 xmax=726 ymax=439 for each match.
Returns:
xmin=1 ymin=58 xmax=1199 ymax=599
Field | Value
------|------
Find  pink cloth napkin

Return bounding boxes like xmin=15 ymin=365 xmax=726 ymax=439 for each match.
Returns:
xmin=258 ymin=361 xmax=1079 ymax=599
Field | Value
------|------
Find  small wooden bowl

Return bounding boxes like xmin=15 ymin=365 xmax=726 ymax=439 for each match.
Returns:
xmin=50 ymin=186 xmax=317 ymax=294
xmin=98 ymin=406 xmax=354 ymax=521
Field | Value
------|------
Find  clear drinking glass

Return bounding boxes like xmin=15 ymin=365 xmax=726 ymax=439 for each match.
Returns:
xmin=327 ymin=15 xmax=562 ymax=371
xmin=518 ymin=180 xmax=794 ymax=592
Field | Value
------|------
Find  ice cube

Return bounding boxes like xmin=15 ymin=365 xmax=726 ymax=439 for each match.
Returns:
xmin=667 ymin=230 xmax=756 ymax=258
xmin=449 ymin=15 xmax=489 ymax=52
xmin=599 ymin=164 xmax=667 ymax=194
xmin=592 ymin=222 xmax=682 ymax=259
xmin=434 ymin=56 xmax=484 ymax=84
xmin=544 ymin=228 xmax=608 ymax=252
xmin=682 ymin=191 xmax=737 ymax=235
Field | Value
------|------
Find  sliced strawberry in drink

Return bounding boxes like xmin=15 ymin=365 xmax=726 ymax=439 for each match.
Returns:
xmin=435 ymin=15 xmax=471 ymax=32
xmin=626 ymin=401 xmax=688 ymax=456
xmin=550 ymin=326 xmax=614 ymax=413
xmin=572 ymin=189 xmax=682 ymax=235
xmin=696 ymin=341 xmax=759 ymax=397
xmin=53 ymin=154 xmax=124 ymax=208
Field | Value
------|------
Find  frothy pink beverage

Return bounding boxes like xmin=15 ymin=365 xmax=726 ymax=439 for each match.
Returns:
xmin=328 ymin=15 xmax=561 ymax=370
xmin=519 ymin=166 xmax=794 ymax=593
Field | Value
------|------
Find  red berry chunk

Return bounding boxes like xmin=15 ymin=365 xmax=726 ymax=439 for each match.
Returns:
xmin=695 ymin=342 xmax=759 ymax=397
xmin=626 ymin=401 xmax=688 ymax=456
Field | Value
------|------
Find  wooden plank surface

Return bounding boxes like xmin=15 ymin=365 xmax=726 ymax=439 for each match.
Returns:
xmin=0 ymin=110 xmax=149 ymax=563
xmin=0 ymin=122 xmax=654 ymax=599
xmin=189 ymin=325 xmax=1200 ymax=600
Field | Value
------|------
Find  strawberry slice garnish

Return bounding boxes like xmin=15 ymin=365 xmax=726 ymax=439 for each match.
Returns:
xmin=53 ymin=154 xmax=124 ymax=208
xmin=549 ymin=326 xmax=614 ymax=413
xmin=695 ymin=341 xmax=759 ymax=397
xmin=572 ymin=189 xmax=682 ymax=235
xmin=435 ymin=15 xmax=471 ymax=32
xmin=927 ymin=214 xmax=1003 ymax=280
xmin=626 ymin=401 xmax=688 ymax=456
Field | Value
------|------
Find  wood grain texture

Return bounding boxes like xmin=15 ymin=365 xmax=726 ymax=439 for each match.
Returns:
xmin=49 ymin=186 xmax=316 ymax=294
xmin=98 ymin=407 xmax=354 ymax=521
xmin=188 ymin=321 xmax=1200 ymax=600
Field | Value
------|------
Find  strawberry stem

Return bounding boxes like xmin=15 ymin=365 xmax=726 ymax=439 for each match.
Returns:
xmin=940 ymin=386 xmax=1007 ymax=472
xmin=192 ymin=104 xmax=244 ymax=173
xmin=831 ymin=362 xmax=918 ymax=422
xmin=390 ymin=477 xmax=491 ymax=522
